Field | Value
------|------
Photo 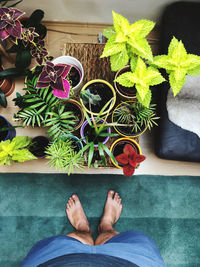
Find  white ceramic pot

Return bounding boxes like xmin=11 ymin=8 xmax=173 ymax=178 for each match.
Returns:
xmin=52 ymin=56 xmax=84 ymax=95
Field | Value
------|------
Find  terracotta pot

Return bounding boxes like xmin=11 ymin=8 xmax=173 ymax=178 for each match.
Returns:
xmin=0 ymin=67 xmax=15 ymax=97
xmin=110 ymin=137 xmax=142 ymax=168
xmin=114 ymin=65 xmax=137 ymax=100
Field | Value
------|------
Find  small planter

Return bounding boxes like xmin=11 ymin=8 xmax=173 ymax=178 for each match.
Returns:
xmin=112 ymin=101 xmax=148 ymax=138
xmin=62 ymin=99 xmax=84 ymax=131
xmin=0 ymin=66 xmax=15 ymax=97
xmin=80 ymin=79 xmax=116 ymax=116
xmin=114 ymin=66 xmax=137 ymax=100
xmin=61 ymin=134 xmax=83 ymax=152
xmin=110 ymin=137 xmax=142 ymax=168
xmin=52 ymin=56 xmax=84 ymax=95
xmin=0 ymin=115 xmax=16 ymax=141
xmin=29 ymin=136 xmax=50 ymax=158
xmin=80 ymin=118 xmax=111 ymax=147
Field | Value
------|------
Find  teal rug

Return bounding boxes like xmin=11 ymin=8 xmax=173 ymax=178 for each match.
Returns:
xmin=0 ymin=173 xmax=199 ymax=267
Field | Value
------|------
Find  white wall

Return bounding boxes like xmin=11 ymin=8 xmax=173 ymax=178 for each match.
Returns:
xmin=17 ymin=0 xmax=198 ymax=24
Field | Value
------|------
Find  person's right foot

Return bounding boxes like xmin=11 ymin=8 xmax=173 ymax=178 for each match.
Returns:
xmin=66 ymin=194 xmax=91 ymax=233
xmin=99 ymin=190 xmax=122 ymax=232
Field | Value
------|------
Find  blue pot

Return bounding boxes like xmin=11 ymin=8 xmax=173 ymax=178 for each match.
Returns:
xmin=60 ymin=134 xmax=83 ymax=152
xmin=0 ymin=115 xmax=16 ymax=141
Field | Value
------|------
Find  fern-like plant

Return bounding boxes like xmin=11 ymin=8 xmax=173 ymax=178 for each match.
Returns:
xmin=45 ymin=138 xmax=84 ymax=175
xmin=13 ymin=72 xmax=59 ymax=127
xmin=43 ymin=104 xmax=78 ymax=140
xmin=114 ymin=101 xmax=159 ymax=134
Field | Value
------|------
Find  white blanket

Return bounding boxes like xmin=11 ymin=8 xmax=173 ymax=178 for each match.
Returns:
xmin=166 ymin=75 xmax=200 ymax=138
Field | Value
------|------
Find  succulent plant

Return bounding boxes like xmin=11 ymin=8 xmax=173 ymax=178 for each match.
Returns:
xmin=36 ymin=61 xmax=71 ymax=98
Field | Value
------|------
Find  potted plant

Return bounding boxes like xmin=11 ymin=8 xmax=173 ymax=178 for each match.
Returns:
xmin=79 ymin=99 xmax=118 ymax=167
xmin=110 ymin=138 xmax=145 ymax=177
xmin=112 ymin=101 xmax=159 ymax=137
xmin=80 ymin=79 xmax=116 ymax=116
xmin=45 ymin=137 xmax=85 ymax=175
xmin=0 ymin=8 xmax=49 ymax=79
xmin=101 ymin=11 xmax=200 ymax=107
xmin=0 ymin=66 xmax=15 ymax=108
xmin=0 ymin=136 xmax=37 ymax=165
xmin=62 ymin=99 xmax=85 ymax=131
xmin=0 ymin=115 xmax=16 ymax=141
xmin=52 ymin=55 xmax=84 ymax=95
xmin=29 ymin=135 xmax=49 ymax=158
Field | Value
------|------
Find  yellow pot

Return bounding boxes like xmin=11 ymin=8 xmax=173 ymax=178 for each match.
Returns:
xmin=80 ymin=79 xmax=116 ymax=116
xmin=112 ymin=101 xmax=148 ymax=138
xmin=110 ymin=137 xmax=142 ymax=169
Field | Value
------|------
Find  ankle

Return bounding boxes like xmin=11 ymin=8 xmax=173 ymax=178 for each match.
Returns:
xmin=98 ymin=222 xmax=114 ymax=233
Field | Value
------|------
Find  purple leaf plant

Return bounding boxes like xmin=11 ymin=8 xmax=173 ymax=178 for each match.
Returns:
xmin=30 ymin=39 xmax=48 ymax=65
xmin=36 ymin=61 xmax=71 ymax=99
xmin=0 ymin=7 xmax=24 ymax=41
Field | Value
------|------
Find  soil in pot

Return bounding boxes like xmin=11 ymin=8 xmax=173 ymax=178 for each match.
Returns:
xmin=115 ymin=66 xmax=136 ymax=97
xmin=63 ymin=101 xmax=82 ymax=129
xmin=84 ymin=82 xmax=113 ymax=113
xmin=67 ymin=66 xmax=81 ymax=88
xmin=29 ymin=136 xmax=49 ymax=158
xmin=83 ymin=123 xmax=107 ymax=145
xmin=112 ymin=139 xmax=140 ymax=167
xmin=0 ymin=116 xmax=8 ymax=141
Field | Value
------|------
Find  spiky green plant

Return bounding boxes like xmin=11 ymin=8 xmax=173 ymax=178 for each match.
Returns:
xmin=13 ymin=73 xmax=59 ymax=127
xmin=45 ymin=138 xmax=84 ymax=175
xmin=43 ymin=104 xmax=78 ymax=140
xmin=114 ymin=102 xmax=159 ymax=133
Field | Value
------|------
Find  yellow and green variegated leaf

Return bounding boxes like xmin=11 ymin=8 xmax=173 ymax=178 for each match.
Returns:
xmin=187 ymin=64 xmax=200 ymax=76
xmin=110 ymin=49 xmax=129 ymax=71
xmin=168 ymin=36 xmax=179 ymax=57
xmin=136 ymin=90 xmax=152 ymax=108
xmin=171 ymin=40 xmax=187 ymax=63
xmin=0 ymin=139 xmax=10 ymax=151
xmin=169 ymin=70 xmax=186 ymax=96
xmin=153 ymin=55 xmax=176 ymax=71
xmin=103 ymin=26 xmax=116 ymax=39
xmin=128 ymin=38 xmax=153 ymax=61
xmin=12 ymin=149 xmax=37 ymax=162
xmin=0 ymin=156 xmax=10 ymax=166
xmin=130 ymin=56 xmax=137 ymax=72
xmin=101 ymin=37 xmax=126 ymax=58
xmin=1 ymin=141 xmax=16 ymax=154
xmin=115 ymin=32 xmax=127 ymax=43
xmin=0 ymin=151 xmax=9 ymax=160
xmin=112 ymin=11 xmax=130 ymax=34
xmin=115 ymin=72 xmax=135 ymax=87
xmin=135 ymin=83 xmax=149 ymax=100
xmin=135 ymin=57 xmax=147 ymax=79
xmin=128 ymin=19 xmax=155 ymax=38
xmin=181 ymin=54 xmax=200 ymax=70
xmin=12 ymin=136 xmax=32 ymax=149
xmin=146 ymin=67 xmax=166 ymax=86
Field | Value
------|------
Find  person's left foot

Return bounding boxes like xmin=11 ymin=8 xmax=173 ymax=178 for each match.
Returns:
xmin=66 ymin=194 xmax=91 ymax=233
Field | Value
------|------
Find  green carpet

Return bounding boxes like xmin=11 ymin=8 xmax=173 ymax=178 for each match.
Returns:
xmin=0 ymin=173 xmax=200 ymax=267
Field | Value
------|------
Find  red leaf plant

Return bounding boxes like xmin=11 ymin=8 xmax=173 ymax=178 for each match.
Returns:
xmin=115 ymin=144 xmax=146 ymax=177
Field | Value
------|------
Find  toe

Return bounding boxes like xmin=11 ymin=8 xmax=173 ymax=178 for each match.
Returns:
xmin=72 ymin=194 xmax=78 ymax=202
xmin=108 ymin=190 xmax=115 ymax=199
xmin=114 ymin=192 xmax=119 ymax=201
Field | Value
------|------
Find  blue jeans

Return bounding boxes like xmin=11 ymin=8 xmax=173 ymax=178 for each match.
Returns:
xmin=21 ymin=231 xmax=166 ymax=267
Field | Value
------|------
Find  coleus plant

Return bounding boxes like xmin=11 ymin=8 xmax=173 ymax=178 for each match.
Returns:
xmin=0 ymin=136 xmax=37 ymax=165
xmin=115 ymin=144 xmax=146 ymax=177
xmin=36 ymin=61 xmax=71 ymax=99
xmin=101 ymin=11 xmax=200 ymax=107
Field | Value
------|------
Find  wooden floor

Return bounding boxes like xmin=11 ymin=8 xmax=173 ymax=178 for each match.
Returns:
xmin=0 ymin=21 xmax=200 ymax=176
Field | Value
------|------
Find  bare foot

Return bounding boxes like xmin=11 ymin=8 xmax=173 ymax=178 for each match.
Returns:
xmin=66 ymin=194 xmax=91 ymax=233
xmin=99 ymin=190 xmax=122 ymax=232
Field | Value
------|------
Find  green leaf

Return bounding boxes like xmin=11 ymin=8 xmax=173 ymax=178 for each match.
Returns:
xmin=128 ymin=19 xmax=155 ymax=38
xmin=169 ymin=71 xmax=186 ymax=96
xmin=15 ymin=50 xmax=32 ymax=70
xmin=135 ymin=83 xmax=149 ymax=100
xmin=171 ymin=40 xmax=187 ymax=62
xmin=12 ymin=149 xmax=37 ymax=162
xmin=112 ymin=10 xmax=130 ymax=33
xmin=168 ymin=36 xmax=179 ymax=57
xmin=128 ymin=38 xmax=153 ymax=61
xmin=187 ymin=65 xmax=200 ymax=76
xmin=88 ymin=143 xmax=94 ymax=167
xmin=98 ymin=142 xmax=106 ymax=167
xmin=101 ymin=36 xmax=126 ymax=58
xmin=110 ymin=49 xmax=129 ymax=71
xmin=12 ymin=136 xmax=32 ymax=149
xmin=153 ymin=55 xmax=175 ymax=70
xmin=115 ymin=72 xmax=135 ymax=87
xmin=136 ymin=90 xmax=152 ymax=108
xmin=130 ymin=56 xmax=138 ymax=72
xmin=146 ymin=67 xmax=166 ymax=86
xmin=181 ymin=54 xmax=200 ymax=70
xmin=103 ymin=26 xmax=116 ymax=39
xmin=102 ymin=143 xmax=118 ymax=165
xmin=0 ymin=88 xmax=7 ymax=108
